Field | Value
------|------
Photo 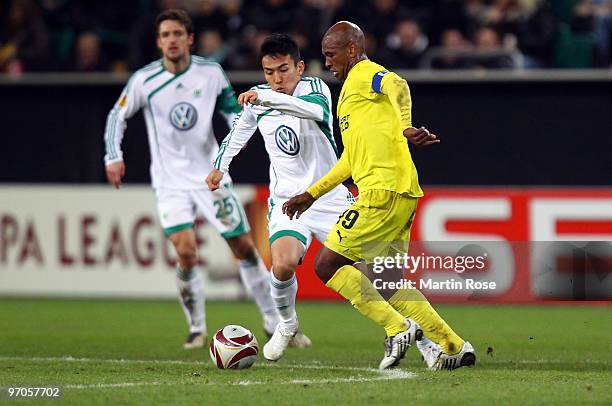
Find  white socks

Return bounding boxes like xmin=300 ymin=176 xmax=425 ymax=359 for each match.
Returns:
xmin=238 ymin=257 xmax=279 ymax=332
xmin=269 ymin=271 xmax=298 ymax=329
xmin=176 ymin=267 xmax=206 ymax=334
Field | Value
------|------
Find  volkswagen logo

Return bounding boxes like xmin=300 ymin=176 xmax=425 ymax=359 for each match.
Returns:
xmin=170 ymin=102 xmax=198 ymax=131
xmin=275 ymin=125 xmax=300 ymax=156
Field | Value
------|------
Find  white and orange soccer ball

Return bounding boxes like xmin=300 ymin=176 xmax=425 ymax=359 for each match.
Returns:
xmin=209 ymin=325 xmax=259 ymax=369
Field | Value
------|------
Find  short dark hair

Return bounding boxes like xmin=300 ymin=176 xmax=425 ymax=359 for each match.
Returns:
xmin=155 ymin=9 xmax=194 ymax=36
xmin=259 ymin=33 xmax=301 ymax=64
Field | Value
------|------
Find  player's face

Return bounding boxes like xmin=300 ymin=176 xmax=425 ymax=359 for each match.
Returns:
xmin=261 ymin=54 xmax=305 ymax=95
xmin=322 ymin=36 xmax=350 ymax=81
xmin=157 ymin=20 xmax=193 ymax=63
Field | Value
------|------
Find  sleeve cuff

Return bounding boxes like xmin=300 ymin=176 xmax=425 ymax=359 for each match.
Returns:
xmin=306 ymin=186 xmax=321 ymax=200
xmin=105 ymin=157 xmax=124 ymax=166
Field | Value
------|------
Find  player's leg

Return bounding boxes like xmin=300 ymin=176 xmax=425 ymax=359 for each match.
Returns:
xmin=315 ymin=192 xmax=419 ymax=369
xmin=315 ymin=246 xmax=417 ymax=369
xmin=225 ymin=232 xmax=278 ymax=333
xmin=388 ymin=285 xmax=465 ymax=355
xmin=191 ymin=185 xmax=278 ymax=332
xmin=156 ymin=188 xmax=206 ymax=349
xmin=316 ymin=191 xmax=410 ymax=338
xmin=263 ymin=235 xmax=307 ymax=361
xmin=263 ymin=197 xmax=316 ymax=359
xmin=379 ymin=195 xmax=474 ymax=365
xmin=387 ymin=270 xmax=476 ymax=369
xmin=323 ymin=190 xmax=465 ymax=369
xmin=269 ymin=236 xmax=303 ymax=331
xmin=315 ymin=246 xmax=408 ymax=337
xmin=168 ymin=228 xmax=207 ymax=348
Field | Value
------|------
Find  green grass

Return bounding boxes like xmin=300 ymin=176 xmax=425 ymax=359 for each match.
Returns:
xmin=0 ymin=298 xmax=611 ymax=405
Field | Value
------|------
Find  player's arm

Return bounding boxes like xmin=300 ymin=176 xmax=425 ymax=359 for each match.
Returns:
xmin=214 ymin=66 xmax=242 ymax=128
xmin=239 ymin=87 xmax=328 ymax=122
xmin=103 ymin=73 xmax=145 ymax=188
xmin=377 ymin=71 xmax=439 ymax=147
xmin=307 ymin=151 xmax=351 ymax=199
xmin=207 ymin=107 xmax=257 ymax=191
xmin=282 ymin=152 xmax=351 ymax=219
xmin=216 ymin=85 xmax=241 ymax=127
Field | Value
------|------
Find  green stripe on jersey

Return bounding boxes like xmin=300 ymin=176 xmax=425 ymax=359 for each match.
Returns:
xmin=214 ymin=110 xmax=243 ymax=169
xmin=146 ymin=55 xmax=193 ymax=156
xmin=105 ymin=59 xmax=162 ymax=162
xmin=256 ymin=108 xmax=275 ymax=123
xmin=301 ymin=77 xmax=323 ymax=94
xmin=192 ymin=56 xmax=234 ymax=87
xmin=163 ymin=222 xmax=193 ymax=236
xmin=269 ymin=230 xmax=308 ymax=246
xmin=105 ymin=107 xmax=119 ymax=159
xmin=143 ymin=67 xmax=165 ymax=84
xmin=297 ymin=93 xmax=338 ymax=157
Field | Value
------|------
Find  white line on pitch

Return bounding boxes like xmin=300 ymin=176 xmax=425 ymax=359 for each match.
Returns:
xmin=65 ymin=382 xmax=163 ymax=389
xmin=62 ymin=370 xmax=415 ymax=390
xmin=0 ymin=355 xmax=416 ymax=390
xmin=236 ymin=370 xmax=415 ymax=386
xmin=0 ymin=355 xmax=385 ymax=372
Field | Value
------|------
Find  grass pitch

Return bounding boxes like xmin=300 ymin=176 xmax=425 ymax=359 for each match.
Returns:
xmin=0 ymin=298 xmax=611 ymax=405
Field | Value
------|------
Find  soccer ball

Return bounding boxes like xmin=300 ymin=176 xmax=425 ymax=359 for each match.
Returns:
xmin=209 ymin=325 xmax=259 ymax=369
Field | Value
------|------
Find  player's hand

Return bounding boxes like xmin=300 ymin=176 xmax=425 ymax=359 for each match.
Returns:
xmin=282 ymin=192 xmax=316 ymax=220
xmin=237 ymin=90 xmax=260 ymax=106
xmin=404 ymin=126 xmax=440 ymax=147
xmin=206 ymin=169 xmax=224 ymax=191
xmin=106 ymin=161 xmax=125 ymax=189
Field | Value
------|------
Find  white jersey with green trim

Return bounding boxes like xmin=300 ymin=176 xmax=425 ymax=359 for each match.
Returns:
xmin=104 ymin=55 xmax=240 ymax=189
xmin=214 ymin=77 xmax=348 ymax=201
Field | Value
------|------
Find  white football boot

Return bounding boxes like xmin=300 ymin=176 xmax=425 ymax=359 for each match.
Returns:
xmin=431 ymin=341 xmax=476 ymax=371
xmin=379 ymin=318 xmax=422 ymax=370
xmin=416 ymin=334 xmax=442 ymax=368
xmin=183 ymin=331 xmax=206 ymax=349
xmin=264 ymin=324 xmax=312 ymax=349
xmin=289 ymin=331 xmax=312 ymax=348
xmin=263 ymin=323 xmax=298 ymax=361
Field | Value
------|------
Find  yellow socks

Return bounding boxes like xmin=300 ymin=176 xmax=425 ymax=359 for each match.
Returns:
xmin=388 ymin=288 xmax=464 ymax=355
xmin=326 ymin=265 xmax=406 ymax=337
xmin=325 ymin=264 xmax=466 ymax=353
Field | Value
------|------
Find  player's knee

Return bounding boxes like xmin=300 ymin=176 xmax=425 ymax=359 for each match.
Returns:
xmin=272 ymin=262 xmax=295 ymax=281
xmin=314 ymin=254 xmax=336 ymax=284
xmin=227 ymin=235 xmax=257 ymax=261
xmin=175 ymin=241 xmax=198 ymax=268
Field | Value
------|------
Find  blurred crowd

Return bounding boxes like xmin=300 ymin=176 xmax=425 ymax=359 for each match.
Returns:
xmin=1 ymin=0 xmax=612 ymax=74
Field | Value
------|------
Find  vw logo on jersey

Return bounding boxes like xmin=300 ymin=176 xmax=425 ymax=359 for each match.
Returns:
xmin=275 ymin=125 xmax=300 ymax=156
xmin=170 ymin=102 xmax=198 ymax=131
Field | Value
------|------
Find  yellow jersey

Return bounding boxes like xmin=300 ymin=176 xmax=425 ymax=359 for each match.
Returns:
xmin=307 ymin=59 xmax=423 ymax=199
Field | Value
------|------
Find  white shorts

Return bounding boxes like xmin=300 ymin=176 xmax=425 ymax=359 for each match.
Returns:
xmin=155 ymin=183 xmax=250 ymax=238
xmin=267 ymin=187 xmax=354 ymax=251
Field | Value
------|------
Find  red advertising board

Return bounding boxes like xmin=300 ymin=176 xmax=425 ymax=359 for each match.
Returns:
xmin=253 ymin=187 xmax=612 ymax=303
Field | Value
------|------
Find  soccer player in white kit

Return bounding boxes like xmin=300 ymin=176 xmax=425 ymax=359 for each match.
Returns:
xmin=103 ymin=10 xmax=309 ymax=349
xmin=206 ymin=34 xmax=353 ymax=361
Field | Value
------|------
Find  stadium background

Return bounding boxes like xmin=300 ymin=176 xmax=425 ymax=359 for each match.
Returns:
xmin=1 ymin=2 xmax=612 ymax=404
xmin=1 ymin=0 xmax=612 ymax=303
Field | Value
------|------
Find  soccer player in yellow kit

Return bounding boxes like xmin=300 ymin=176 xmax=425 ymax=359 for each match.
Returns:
xmin=283 ymin=21 xmax=475 ymax=370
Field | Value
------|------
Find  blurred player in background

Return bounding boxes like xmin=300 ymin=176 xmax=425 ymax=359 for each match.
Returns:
xmin=284 ymin=21 xmax=476 ymax=370
xmin=103 ymin=9 xmax=296 ymax=349
xmin=207 ymin=33 xmax=353 ymax=361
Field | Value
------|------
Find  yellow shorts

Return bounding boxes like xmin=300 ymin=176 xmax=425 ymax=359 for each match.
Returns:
xmin=323 ymin=189 xmax=418 ymax=262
